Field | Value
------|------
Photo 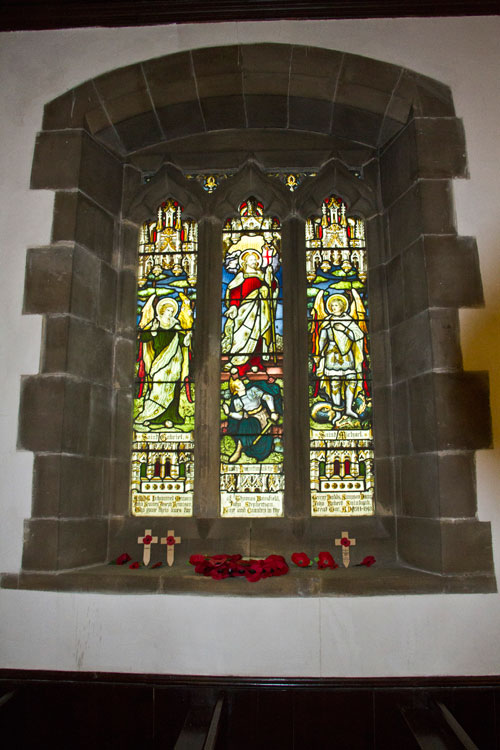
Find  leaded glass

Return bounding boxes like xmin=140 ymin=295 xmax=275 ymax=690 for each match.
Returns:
xmin=265 ymin=171 xmax=317 ymax=191
xmin=220 ymin=198 xmax=284 ymax=517
xmin=185 ymin=173 xmax=229 ymax=193
xmin=306 ymin=195 xmax=374 ymax=516
xmin=131 ymin=199 xmax=197 ymax=516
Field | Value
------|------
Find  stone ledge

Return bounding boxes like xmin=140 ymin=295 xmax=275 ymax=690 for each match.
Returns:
xmin=1 ymin=564 xmax=496 ymax=597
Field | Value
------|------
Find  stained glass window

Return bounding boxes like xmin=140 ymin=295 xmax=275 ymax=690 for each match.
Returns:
xmin=131 ymin=199 xmax=197 ymax=516
xmin=220 ymin=198 xmax=284 ymax=517
xmin=306 ymin=195 xmax=374 ymax=516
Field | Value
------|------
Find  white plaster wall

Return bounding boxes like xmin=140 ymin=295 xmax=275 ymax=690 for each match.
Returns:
xmin=1 ymin=17 xmax=500 ymax=677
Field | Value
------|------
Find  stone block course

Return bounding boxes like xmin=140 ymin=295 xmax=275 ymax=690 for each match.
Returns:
xmin=367 ymin=263 xmax=387 ymax=334
xmin=433 ymin=371 xmax=492 ymax=451
xmin=289 ymin=96 xmax=332 ymax=133
xmin=424 ymin=235 xmax=484 ymax=308
xmin=331 ymin=104 xmax=384 ymax=147
xmin=114 ymin=111 xmax=164 ymax=153
xmin=392 ymin=380 xmax=411 ymax=456
xmin=410 ymin=371 xmax=492 ymax=452
xmin=374 ymin=457 xmax=396 ymax=515
xmin=31 ymin=131 xmax=84 ymax=191
xmin=22 ymin=519 xmax=59 ymax=570
xmin=112 ymin=389 xmax=133 ymax=461
xmin=192 ymin=45 xmax=241 ymax=77
xmin=57 ymin=519 xmax=108 ymax=569
xmin=370 ymin=330 xmax=391 ymax=387
xmin=429 ymin=308 xmax=462 ymax=371
xmin=240 ymin=43 xmax=291 ymax=73
xmin=386 ymin=254 xmax=405 ymax=327
xmin=40 ymin=315 xmax=69 ymax=373
xmin=372 ymin=385 xmax=392 ymax=458
xmin=245 ymin=94 xmax=288 ymax=128
xmin=19 ymin=375 xmax=65 ymax=452
xmin=32 ymin=130 xmax=123 ymax=215
xmin=380 ymin=121 xmax=418 ymax=207
xmin=399 ymin=451 xmax=477 ymax=520
xmin=438 ymin=452 xmax=477 ymax=518
xmin=198 ymin=72 xmax=244 ymax=98
xmin=33 ymin=454 xmax=106 ymax=518
xmin=113 ymin=336 xmax=135 ymax=390
xmin=201 ymin=95 xmax=246 ymax=130
xmin=88 ymin=384 xmax=113 ymax=457
xmin=116 ymin=268 xmax=137 ymax=336
xmin=399 ymin=517 xmax=494 ymax=575
xmin=79 ymin=133 xmax=123 ymax=214
xmin=42 ymin=80 xmax=105 ymax=132
xmin=52 ymin=191 xmax=116 ymax=264
xmin=143 ymin=51 xmax=196 ymax=108
xmin=415 ymin=118 xmax=467 ymax=179
xmin=390 ymin=313 xmax=432 ymax=383
xmin=24 ymin=246 xmax=73 ymax=315
xmin=388 ymin=180 xmax=455 ymax=255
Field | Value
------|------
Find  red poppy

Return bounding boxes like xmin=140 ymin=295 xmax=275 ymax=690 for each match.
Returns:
xmin=195 ymin=561 xmax=212 ymax=576
xmin=143 ymin=535 xmax=153 ymax=545
xmin=115 ymin=553 xmax=131 ymax=566
xmin=291 ymin=552 xmax=311 ymax=567
xmin=317 ymin=551 xmax=338 ymax=569
xmin=166 ymin=536 xmax=176 ymax=546
xmin=151 ymin=561 xmax=163 ymax=569
xmin=209 ymin=554 xmax=231 ymax=566
xmin=189 ymin=554 xmax=206 ymax=565
xmin=210 ymin=566 xmax=230 ymax=580
xmin=340 ymin=537 xmax=351 ymax=547
xmin=245 ymin=562 xmax=264 ymax=583
xmin=129 ymin=561 xmax=140 ymax=569
xmin=358 ymin=555 xmax=376 ymax=567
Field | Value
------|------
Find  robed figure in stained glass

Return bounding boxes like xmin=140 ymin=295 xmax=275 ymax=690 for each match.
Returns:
xmin=312 ymin=291 xmax=367 ymax=426
xmin=134 ymin=293 xmax=193 ymax=431
xmin=222 ymin=370 xmax=282 ymax=463
xmin=222 ymin=247 xmax=278 ymax=376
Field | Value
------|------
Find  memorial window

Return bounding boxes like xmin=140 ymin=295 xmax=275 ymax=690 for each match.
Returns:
xmin=131 ymin=199 xmax=198 ymax=517
xmin=220 ymin=198 xmax=284 ymax=517
xmin=306 ymin=195 xmax=374 ymax=516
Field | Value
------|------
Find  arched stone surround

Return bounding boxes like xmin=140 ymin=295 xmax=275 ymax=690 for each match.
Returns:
xmin=12 ymin=43 xmax=495 ymax=593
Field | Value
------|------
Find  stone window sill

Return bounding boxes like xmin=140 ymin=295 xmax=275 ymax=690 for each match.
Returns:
xmin=1 ymin=564 xmax=496 ymax=596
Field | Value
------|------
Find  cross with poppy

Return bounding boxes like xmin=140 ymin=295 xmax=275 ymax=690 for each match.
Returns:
xmin=161 ymin=529 xmax=181 ymax=567
xmin=138 ymin=529 xmax=158 ymax=566
xmin=335 ymin=530 xmax=356 ymax=568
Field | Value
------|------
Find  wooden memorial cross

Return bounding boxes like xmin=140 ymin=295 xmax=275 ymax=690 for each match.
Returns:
xmin=138 ymin=529 xmax=158 ymax=566
xmin=161 ymin=530 xmax=181 ymax=567
xmin=335 ymin=530 xmax=356 ymax=568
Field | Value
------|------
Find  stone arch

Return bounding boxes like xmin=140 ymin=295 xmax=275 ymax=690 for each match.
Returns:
xmin=15 ymin=43 xmax=495 ymax=593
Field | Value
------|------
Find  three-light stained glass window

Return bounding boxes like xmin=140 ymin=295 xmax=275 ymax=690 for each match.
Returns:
xmin=220 ymin=198 xmax=284 ymax=517
xmin=131 ymin=199 xmax=197 ymax=517
xmin=306 ymin=195 xmax=374 ymax=516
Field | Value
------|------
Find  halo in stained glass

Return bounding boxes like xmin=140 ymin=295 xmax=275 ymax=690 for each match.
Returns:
xmin=306 ymin=195 xmax=374 ymax=516
xmin=220 ymin=198 xmax=284 ymax=518
xmin=131 ymin=199 xmax=198 ymax=517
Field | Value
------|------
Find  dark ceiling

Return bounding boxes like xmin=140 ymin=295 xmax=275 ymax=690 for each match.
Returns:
xmin=2 ymin=1 xmax=499 ymax=32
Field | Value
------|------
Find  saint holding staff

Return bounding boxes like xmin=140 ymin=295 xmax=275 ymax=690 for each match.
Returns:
xmin=222 ymin=242 xmax=279 ymax=376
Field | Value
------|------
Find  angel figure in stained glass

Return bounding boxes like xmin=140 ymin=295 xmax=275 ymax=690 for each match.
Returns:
xmin=222 ymin=248 xmax=278 ymax=376
xmin=312 ymin=291 xmax=367 ymax=426
xmin=134 ymin=294 xmax=192 ymax=431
